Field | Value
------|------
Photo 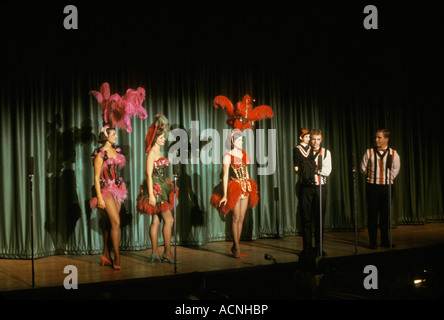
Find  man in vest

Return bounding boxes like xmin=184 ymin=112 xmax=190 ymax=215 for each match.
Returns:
xmin=299 ymin=129 xmax=332 ymax=257
xmin=361 ymin=129 xmax=401 ymax=249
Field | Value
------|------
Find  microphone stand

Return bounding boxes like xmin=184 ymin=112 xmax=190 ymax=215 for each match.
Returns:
xmin=319 ymin=174 xmax=323 ymax=259
xmin=29 ymin=164 xmax=35 ymax=287
xmin=274 ymin=187 xmax=280 ymax=238
xmin=388 ymin=148 xmax=392 ymax=251
xmin=316 ymin=149 xmax=323 ymax=260
xmin=173 ymin=168 xmax=178 ymax=273
xmin=352 ymin=167 xmax=358 ymax=254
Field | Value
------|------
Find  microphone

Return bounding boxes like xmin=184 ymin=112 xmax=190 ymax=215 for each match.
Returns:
xmin=264 ymin=253 xmax=277 ymax=264
xmin=28 ymin=157 xmax=34 ymax=179
xmin=352 ymin=152 xmax=357 ymax=178
xmin=173 ymin=164 xmax=179 ymax=177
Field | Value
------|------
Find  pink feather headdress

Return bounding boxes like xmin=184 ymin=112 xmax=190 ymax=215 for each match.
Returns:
xmin=90 ymin=82 xmax=147 ymax=133
xmin=213 ymin=94 xmax=274 ymax=131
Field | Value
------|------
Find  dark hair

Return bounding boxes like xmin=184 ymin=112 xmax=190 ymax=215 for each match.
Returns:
xmin=376 ymin=129 xmax=390 ymax=139
xmin=97 ymin=127 xmax=116 ymax=145
xmin=150 ymin=126 xmax=165 ymax=149
xmin=231 ymin=131 xmax=242 ymax=143
xmin=226 ymin=131 xmax=243 ymax=150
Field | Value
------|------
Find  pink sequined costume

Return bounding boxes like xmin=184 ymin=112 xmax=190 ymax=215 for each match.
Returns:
xmin=90 ymin=147 xmax=127 ymax=209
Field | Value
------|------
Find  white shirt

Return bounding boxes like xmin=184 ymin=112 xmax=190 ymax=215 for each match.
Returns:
xmin=313 ymin=147 xmax=332 ymax=185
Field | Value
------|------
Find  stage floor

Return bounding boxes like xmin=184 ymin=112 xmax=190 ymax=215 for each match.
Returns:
xmin=1 ymin=223 xmax=444 ymax=299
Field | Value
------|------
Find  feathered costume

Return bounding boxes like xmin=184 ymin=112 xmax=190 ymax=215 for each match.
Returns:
xmin=90 ymin=82 xmax=147 ymax=133
xmin=210 ymin=148 xmax=259 ymax=215
xmin=89 ymin=147 xmax=127 ymax=209
xmin=210 ymin=95 xmax=273 ymax=215
xmin=89 ymin=82 xmax=147 ymax=210
xmin=137 ymin=115 xmax=178 ymax=215
xmin=213 ymin=94 xmax=273 ymax=131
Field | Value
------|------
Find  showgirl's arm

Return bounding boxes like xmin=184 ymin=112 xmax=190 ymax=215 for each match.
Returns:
xmin=219 ymin=153 xmax=231 ymax=206
xmin=94 ymin=154 xmax=105 ymax=208
xmin=146 ymin=151 xmax=155 ymax=200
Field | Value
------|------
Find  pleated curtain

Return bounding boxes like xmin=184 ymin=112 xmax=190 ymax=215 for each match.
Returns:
xmin=1 ymin=2 xmax=442 ymax=258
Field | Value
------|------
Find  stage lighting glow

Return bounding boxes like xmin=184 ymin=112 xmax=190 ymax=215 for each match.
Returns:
xmin=413 ymin=279 xmax=426 ymax=285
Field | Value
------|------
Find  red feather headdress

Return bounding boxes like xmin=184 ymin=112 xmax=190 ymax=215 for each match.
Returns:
xmin=213 ymin=94 xmax=273 ymax=131
xmin=145 ymin=114 xmax=169 ymax=153
xmin=90 ymin=82 xmax=147 ymax=133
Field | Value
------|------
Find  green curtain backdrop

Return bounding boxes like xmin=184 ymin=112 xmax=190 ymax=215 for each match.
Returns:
xmin=1 ymin=2 xmax=442 ymax=258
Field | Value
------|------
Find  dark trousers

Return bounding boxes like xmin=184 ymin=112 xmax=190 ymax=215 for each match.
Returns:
xmin=366 ymin=183 xmax=393 ymax=246
xmin=299 ymin=184 xmax=327 ymax=251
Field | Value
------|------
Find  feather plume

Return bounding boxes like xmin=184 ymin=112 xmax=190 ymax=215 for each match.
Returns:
xmin=90 ymin=83 xmax=148 ymax=132
xmin=247 ymin=105 xmax=274 ymax=121
xmin=214 ymin=95 xmax=235 ymax=116
xmin=213 ymin=94 xmax=273 ymax=130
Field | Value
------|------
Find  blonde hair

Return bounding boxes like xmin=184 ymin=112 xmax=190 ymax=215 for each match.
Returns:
xmin=310 ymin=129 xmax=322 ymax=137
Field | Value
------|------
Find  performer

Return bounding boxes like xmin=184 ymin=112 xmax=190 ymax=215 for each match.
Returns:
xmin=361 ymin=129 xmax=400 ymax=249
xmin=299 ymin=129 xmax=332 ymax=257
xmin=90 ymin=127 xmax=127 ymax=270
xmin=293 ymin=128 xmax=312 ymax=177
xmin=210 ymin=94 xmax=273 ymax=258
xmin=210 ymin=130 xmax=259 ymax=258
xmin=89 ymin=82 xmax=147 ymax=270
xmin=137 ymin=114 xmax=178 ymax=264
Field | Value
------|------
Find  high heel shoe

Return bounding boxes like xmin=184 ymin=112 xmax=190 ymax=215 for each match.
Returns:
xmin=112 ymin=264 xmax=121 ymax=270
xmin=112 ymin=257 xmax=121 ymax=270
xmin=231 ymin=247 xmax=240 ymax=259
xmin=150 ymin=253 xmax=162 ymax=263
xmin=231 ymin=247 xmax=246 ymax=258
xmin=101 ymin=256 xmax=112 ymax=266
xmin=162 ymin=252 xmax=180 ymax=264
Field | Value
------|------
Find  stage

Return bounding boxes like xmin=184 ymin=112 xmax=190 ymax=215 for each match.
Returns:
xmin=1 ymin=223 xmax=444 ymax=300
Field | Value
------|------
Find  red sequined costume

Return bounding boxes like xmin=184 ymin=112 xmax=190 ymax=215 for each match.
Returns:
xmin=210 ymin=150 xmax=259 ymax=215
xmin=90 ymin=147 xmax=127 ymax=209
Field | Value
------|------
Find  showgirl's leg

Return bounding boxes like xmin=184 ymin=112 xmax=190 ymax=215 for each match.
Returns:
xmin=237 ymin=196 xmax=249 ymax=256
xmin=102 ymin=212 xmax=112 ymax=262
xmin=231 ymin=200 xmax=241 ymax=257
xmin=104 ymin=198 xmax=121 ymax=267
xmin=150 ymin=213 xmax=161 ymax=259
xmin=231 ymin=196 xmax=248 ymax=257
xmin=160 ymin=209 xmax=174 ymax=260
